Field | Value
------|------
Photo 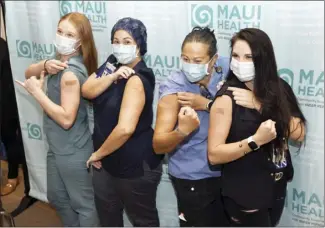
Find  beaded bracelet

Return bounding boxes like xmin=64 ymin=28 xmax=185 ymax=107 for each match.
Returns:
xmin=43 ymin=59 xmax=49 ymax=73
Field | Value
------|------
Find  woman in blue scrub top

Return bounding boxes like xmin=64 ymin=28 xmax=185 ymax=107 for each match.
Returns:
xmin=153 ymin=26 xmax=243 ymax=227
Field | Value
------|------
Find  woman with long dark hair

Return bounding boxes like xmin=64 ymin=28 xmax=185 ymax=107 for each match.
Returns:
xmin=208 ymin=28 xmax=306 ymax=226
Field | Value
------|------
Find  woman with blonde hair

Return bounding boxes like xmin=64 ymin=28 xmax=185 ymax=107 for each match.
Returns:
xmin=16 ymin=12 xmax=99 ymax=226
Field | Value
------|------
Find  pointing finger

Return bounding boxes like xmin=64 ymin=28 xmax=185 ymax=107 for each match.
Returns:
xmin=227 ymin=87 xmax=241 ymax=92
xmin=15 ymin=79 xmax=25 ymax=88
xmin=40 ymin=71 xmax=45 ymax=79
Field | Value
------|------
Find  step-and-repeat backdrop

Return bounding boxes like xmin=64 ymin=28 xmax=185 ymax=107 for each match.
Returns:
xmin=4 ymin=1 xmax=324 ymax=226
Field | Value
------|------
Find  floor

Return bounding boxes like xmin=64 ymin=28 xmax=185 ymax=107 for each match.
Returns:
xmin=1 ymin=161 xmax=62 ymax=227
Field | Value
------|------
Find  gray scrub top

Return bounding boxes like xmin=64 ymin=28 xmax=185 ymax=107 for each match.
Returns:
xmin=43 ymin=55 xmax=93 ymax=155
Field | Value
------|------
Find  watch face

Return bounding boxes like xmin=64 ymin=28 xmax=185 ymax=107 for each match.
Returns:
xmin=249 ymin=141 xmax=258 ymax=150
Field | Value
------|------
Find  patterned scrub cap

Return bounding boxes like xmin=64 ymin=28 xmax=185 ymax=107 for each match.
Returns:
xmin=111 ymin=17 xmax=147 ymax=56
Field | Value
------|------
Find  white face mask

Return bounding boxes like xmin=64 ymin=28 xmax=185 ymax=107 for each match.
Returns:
xmin=112 ymin=44 xmax=138 ymax=64
xmin=230 ymin=57 xmax=255 ymax=82
xmin=181 ymin=58 xmax=213 ymax=83
xmin=54 ymin=34 xmax=79 ymax=55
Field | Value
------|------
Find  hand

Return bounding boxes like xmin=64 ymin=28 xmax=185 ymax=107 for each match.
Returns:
xmin=253 ymin=119 xmax=277 ymax=146
xmin=86 ymin=151 xmax=104 ymax=168
xmin=228 ymin=87 xmax=261 ymax=111
xmin=177 ymin=106 xmax=200 ymax=135
xmin=91 ymin=161 xmax=102 ymax=169
xmin=45 ymin=59 xmax=68 ymax=74
xmin=112 ymin=66 xmax=135 ymax=81
xmin=15 ymin=71 xmax=45 ymax=95
xmin=177 ymin=92 xmax=210 ymax=111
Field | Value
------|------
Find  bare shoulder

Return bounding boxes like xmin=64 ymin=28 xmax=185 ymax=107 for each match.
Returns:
xmin=211 ymin=95 xmax=233 ymax=114
xmin=126 ymin=75 xmax=144 ymax=91
xmin=61 ymin=71 xmax=80 ymax=87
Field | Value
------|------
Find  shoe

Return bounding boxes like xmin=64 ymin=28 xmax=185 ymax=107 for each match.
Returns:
xmin=1 ymin=178 xmax=19 ymax=196
xmin=11 ymin=195 xmax=38 ymax=217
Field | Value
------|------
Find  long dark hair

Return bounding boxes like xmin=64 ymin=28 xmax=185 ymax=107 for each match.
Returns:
xmin=227 ymin=28 xmax=306 ymax=152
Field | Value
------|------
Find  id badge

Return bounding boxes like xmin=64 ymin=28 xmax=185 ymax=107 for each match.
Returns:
xmin=103 ymin=61 xmax=116 ymax=76
xmin=96 ymin=61 xmax=116 ymax=78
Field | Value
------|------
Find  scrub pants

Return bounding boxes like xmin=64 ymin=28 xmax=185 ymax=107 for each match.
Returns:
xmin=92 ymin=161 xmax=162 ymax=227
xmin=47 ymin=148 xmax=99 ymax=227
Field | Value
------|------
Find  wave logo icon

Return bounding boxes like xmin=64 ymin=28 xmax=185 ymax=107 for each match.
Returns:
xmin=59 ymin=0 xmax=73 ymax=17
xmin=59 ymin=0 xmax=107 ymax=32
xmin=16 ymin=40 xmax=32 ymax=58
xmin=278 ymin=68 xmax=294 ymax=87
xmin=27 ymin=123 xmax=42 ymax=140
xmin=191 ymin=4 xmax=213 ymax=28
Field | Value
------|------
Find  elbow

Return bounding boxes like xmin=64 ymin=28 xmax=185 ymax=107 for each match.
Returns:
xmin=61 ymin=115 xmax=76 ymax=130
xmin=295 ymin=129 xmax=306 ymax=142
xmin=291 ymin=125 xmax=306 ymax=142
xmin=81 ymin=85 xmax=95 ymax=100
xmin=152 ymin=136 xmax=168 ymax=154
xmin=208 ymin=148 xmax=222 ymax=165
xmin=117 ymin=125 xmax=135 ymax=138
xmin=61 ymin=119 xmax=74 ymax=130
xmin=152 ymin=143 xmax=165 ymax=155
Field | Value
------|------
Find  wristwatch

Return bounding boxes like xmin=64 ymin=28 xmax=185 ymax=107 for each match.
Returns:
xmin=206 ymin=100 xmax=213 ymax=112
xmin=247 ymin=136 xmax=260 ymax=151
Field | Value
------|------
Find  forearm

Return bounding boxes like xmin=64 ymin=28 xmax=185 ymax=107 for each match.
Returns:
xmin=82 ymin=73 xmax=116 ymax=99
xmin=208 ymin=138 xmax=253 ymax=165
xmin=153 ymin=129 xmax=187 ymax=154
xmin=25 ymin=60 xmax=46 ymax=79
xmin=96 ymin=126 xmax=133 ymax=157
xmin=33 ymin=90 xmax=72 ymax=129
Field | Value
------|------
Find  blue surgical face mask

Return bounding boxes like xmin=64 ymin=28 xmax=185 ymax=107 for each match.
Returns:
xmin=181 ymin=58 xmax=213 ymax=83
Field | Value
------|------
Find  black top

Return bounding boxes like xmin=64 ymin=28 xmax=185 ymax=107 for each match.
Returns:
xmin=0 ymin=38 xmax=20 ymax=139
xmin=92 ymin=55 xmax=163 ymax=178
xmin=214 ymin=77 xmax=303 ymax=209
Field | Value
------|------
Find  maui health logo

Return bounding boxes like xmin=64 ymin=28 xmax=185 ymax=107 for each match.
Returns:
xmin=144 ymin=54 xmax=180 ymax=81
xmin=16 ymin=40 xmax=56 ymax=61
xmin=191 ymin=3 xmax=262 ymax=41
xmin=285 ymin=187 xmax=324 ymax=226
xmin=59 ymin=0 xmax=107 ymax=32
xmin=21 ymin=123 xmax=43 ymax=141
xmin=278 ymin=68 xmax=324 ymax=107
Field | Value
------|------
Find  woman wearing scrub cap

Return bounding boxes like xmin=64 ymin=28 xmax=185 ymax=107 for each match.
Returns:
xmin=82 ymin=17 xmax=163 ymax=227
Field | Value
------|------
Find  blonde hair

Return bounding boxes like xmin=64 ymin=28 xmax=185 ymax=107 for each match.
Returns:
xmin=58 ymin=12 xmax=98 ymax=75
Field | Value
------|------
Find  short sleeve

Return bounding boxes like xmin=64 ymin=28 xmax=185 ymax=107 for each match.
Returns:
xmin=159 ymin=70 xmax=186 ymax=99
xmin=212 ymin=82 xmax=233 ymax=101
xmin=62 ymin=58 xmax=88 ymax=86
